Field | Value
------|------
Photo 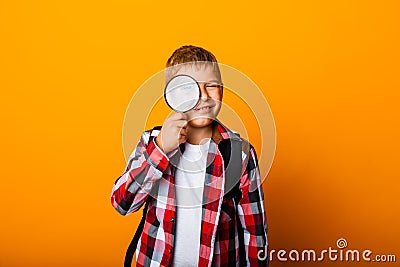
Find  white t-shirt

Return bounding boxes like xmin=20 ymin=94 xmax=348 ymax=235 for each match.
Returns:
xmin=172 ymin=139 xmax=210 ymax=267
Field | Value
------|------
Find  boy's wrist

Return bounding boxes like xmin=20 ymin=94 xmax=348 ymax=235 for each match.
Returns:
xmin=155 ymin=136 xmax=164 ymax=153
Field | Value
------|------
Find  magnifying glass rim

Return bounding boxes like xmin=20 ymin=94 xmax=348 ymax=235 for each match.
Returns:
xmin=163 ymin=74 xmax=201 ymax=113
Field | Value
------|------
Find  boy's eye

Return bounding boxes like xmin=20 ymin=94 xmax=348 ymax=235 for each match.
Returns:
xmin=205 ymin=84 xmax=222 ymax=89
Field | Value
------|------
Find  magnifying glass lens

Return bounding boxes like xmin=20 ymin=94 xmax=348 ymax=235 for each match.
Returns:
xmin=164 ymin=75 xmax=200 ymax=113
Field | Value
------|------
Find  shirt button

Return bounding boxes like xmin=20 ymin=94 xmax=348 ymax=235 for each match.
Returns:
xmin=170 ymin=217 xmax=174 ymax=222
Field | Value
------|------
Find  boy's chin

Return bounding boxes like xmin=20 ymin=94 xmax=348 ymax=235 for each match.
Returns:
xmin=188 ymin=117 xmax=214 ymax=128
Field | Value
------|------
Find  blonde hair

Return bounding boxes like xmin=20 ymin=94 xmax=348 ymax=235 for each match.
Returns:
xmin=165 ymin=45 xmax=222 ymax=83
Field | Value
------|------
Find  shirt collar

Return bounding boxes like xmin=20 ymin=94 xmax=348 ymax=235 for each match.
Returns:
xmin=211 ymin=118 xmax=241 ymax=144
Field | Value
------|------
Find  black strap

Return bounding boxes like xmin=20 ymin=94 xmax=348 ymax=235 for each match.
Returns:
xmin=228 ymin=138 xmax=247 ymax=267
xmin=124 ymin=200 xmax=149 ymax=267
xmin=219 ymin=138 xmax=242 ymax=195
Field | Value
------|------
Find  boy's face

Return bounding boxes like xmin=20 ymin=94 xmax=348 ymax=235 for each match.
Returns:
xmin=175 ymin=64 xmax=223 ymax=128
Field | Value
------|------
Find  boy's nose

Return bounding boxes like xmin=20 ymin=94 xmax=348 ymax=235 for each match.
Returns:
xmin=199 ymin=83 xmax=210 ymax=100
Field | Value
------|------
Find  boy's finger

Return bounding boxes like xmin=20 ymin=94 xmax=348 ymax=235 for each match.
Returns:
xmin=179 ymin=112 xmax=189 ymax=121
xmin=181 ymin=121 xmax=188 ymax=129
xmin=165 ymin=113 xmax=179 ymax=123
xmin=178 ymin=135 xmax=187 ymax=144
xmin=173 ymin=120 xmax=188 ymax=129
xmin=180 ymin=128 xmax=187 ymax=137
xmin=168 ymin=112 xmax=187 ymax=122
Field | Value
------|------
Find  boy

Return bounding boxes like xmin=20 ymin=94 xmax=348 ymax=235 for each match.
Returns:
xmin=111 ymin=45 xmax=268 ymax=267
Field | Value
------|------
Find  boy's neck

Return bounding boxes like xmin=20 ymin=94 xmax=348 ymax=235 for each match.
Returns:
xmin=186 ymin=124 xmax=213 ymax=145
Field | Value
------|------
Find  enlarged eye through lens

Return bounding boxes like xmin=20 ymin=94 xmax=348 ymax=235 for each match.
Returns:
xmin=164 ymin=74 xmax=201 ymax=113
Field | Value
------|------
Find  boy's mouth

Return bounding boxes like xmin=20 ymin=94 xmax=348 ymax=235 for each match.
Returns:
xmin=194 ymin=105 xmax=214 ymax=113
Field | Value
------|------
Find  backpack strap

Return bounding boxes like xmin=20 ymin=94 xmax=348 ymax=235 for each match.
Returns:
xmin=218 ymin=137 xmax=242 ymax=196
xmin=124 ymin=200 xmax=149 ymax=267
xmin=218 ymin=134 xmax=249 ymax=267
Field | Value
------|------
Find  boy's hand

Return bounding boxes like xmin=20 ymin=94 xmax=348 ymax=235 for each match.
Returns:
xmin=155 ymin=113 xmax=188 ymax=154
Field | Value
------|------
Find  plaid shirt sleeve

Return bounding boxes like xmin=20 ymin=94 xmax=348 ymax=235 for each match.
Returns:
xmin=238 ymin=144 xmax=269 ymax=266
xmin=111 ymin=132 xmax=169 ymax=215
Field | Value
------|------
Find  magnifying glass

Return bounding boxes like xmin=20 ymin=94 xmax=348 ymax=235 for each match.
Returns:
xmin=164 ymin=74 xmax=201 ymax=113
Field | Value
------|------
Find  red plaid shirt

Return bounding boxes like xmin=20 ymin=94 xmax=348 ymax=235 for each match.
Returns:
xmin=111 ymin=120 xmax=269 ymax=267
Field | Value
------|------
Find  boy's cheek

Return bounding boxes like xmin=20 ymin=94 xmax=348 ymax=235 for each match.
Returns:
xmin=214 ymin=102 xmax=222 ymax=114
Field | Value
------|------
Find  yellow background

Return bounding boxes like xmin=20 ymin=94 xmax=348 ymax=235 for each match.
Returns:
xmin=1 ymin=1 xmax=399 ymax=266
